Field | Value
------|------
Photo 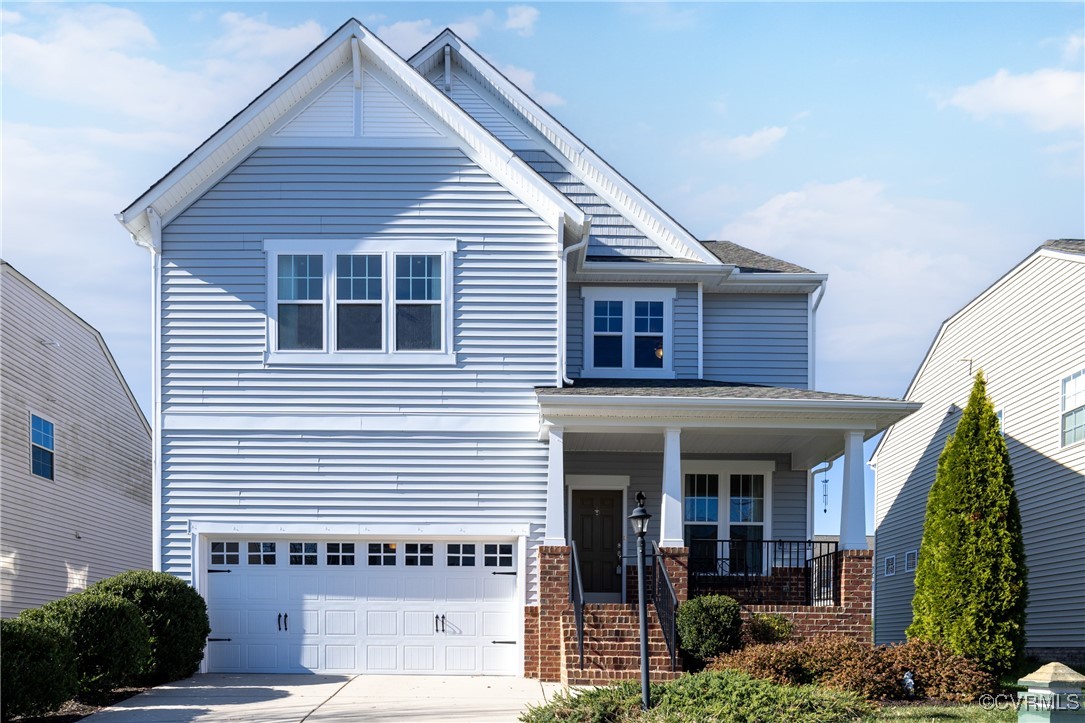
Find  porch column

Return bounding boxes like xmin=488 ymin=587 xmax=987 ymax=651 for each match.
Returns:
xmin=543 ymin=425 xmax=566 ymax=546
xmin=660 ymin=428 xmax=684 ymax=548
xmin=839 ymin=430 xmax=869 ymax=551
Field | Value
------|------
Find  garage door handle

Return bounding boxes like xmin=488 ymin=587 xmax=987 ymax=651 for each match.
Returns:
xmin=277 ymin=613 xmax=282 ymax=631
xmin=283 ymin=613 xmax=288 ymax=631
xmin=208 ymin=569 xmax=231 ymax=574
xmin=208 ymin=638 xmax=232 ymax=642
xmin=491 ymin=571 xmax=516 ymax=576
xmin=492 ymin=640 xmax=517 ymax=645
xmin=435 ymin=614 xmax=440 ymax=633
xmin=440 ymin=614 xmax=446 ymax=633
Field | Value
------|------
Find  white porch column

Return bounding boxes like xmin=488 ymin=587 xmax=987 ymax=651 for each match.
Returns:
xmin=660 ymin=428 xmax=684 ymax=548
xmin=839 ymin=430 xmax=869 ymax=551
xmin=543 ymin=425 xmax=566 ymax=546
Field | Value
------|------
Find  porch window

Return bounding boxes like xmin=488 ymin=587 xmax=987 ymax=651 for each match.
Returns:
xmin=1062 ymin=368 xmax=1085 ymax=447
xmin=684 ymin=474 xmax=718 ymax=571
xmin=729 ymin=474 xmax=765 ymax=575
xmin=581 ymin=287 xmax=676 ymax=378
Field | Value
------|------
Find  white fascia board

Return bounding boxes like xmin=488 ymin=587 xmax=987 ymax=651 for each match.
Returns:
xmin=573 ymin=262 xmax=736 ymax=286
xmin=190 ymin=521 xmax=530 ymax=539
xmin=118 ymin=20 xmax=584 ymax=245
xmin=411 ymin=31 xmax=718 ymax=266
xmin=717 ymin=272 xmax=828 ymax=294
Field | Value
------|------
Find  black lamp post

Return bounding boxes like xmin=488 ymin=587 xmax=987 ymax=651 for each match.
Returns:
xmin=628 ymin=490 xmax=652 ymax=711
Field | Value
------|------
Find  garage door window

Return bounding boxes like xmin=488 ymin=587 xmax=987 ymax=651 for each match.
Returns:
xmin=405 ymin=543 xmax=433 ymax=566
xmin=447 ymin=543 xmax=475 ymax=566
xmin=484 ymin=543 xmax=513 ymax=567
xmin=368 ymin=543 xmax=396 ymax=566
xmin=248 ymin=542 xmax=276 ymax=565
xmin=289 ymin=542 xmax=318 ymax=566
xmin=210 ymin=542 xmax=239 ymax=566
xmin=327 ymin=543 xmax=355 ymax=566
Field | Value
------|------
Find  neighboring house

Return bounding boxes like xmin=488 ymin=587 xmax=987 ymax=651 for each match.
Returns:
xmin=0 ymin=261 xmax=152 ymax=617
xmin=872 ymin=240 xmax=1085 ymax=665
xmin=116 ymin=20 xmax=918 ymax=681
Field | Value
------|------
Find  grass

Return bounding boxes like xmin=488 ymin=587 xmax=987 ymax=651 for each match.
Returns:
xmin=869 ymin=703 xmax=1015 ymax=721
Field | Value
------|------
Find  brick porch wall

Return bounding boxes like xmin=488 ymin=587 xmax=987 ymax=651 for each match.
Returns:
xmin=530 ymin=545 xmax=571 ymax=681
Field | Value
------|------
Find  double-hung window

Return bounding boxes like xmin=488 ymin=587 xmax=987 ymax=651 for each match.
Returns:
xmin=1061 ymin=368 xmax=1085 ymax=447
xmin=581 ymin=287 xmax=676 ymax=378
xmin=30 ymin=414 xmax=55 ymax=480
xmin=265 ymin=240 xmax=455 ymax=364
xmin=682 ymin=461 xmax=773 ymax=575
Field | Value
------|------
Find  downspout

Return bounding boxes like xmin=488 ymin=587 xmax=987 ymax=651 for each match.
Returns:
xmin=809 ymin=278 xmax=827 ymax=390
xmin=808 ymin=458 xmax=834 ymax=541
xmin=558 ymin=216 xmax=592 ymax=386
xmin=118 ymin=209 xmax=163 ymax=572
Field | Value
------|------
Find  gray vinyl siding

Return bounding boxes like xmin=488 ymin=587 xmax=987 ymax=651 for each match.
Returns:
xmin=702 ymin=294 xmax=809 ymax=388
xmin=160 ymin=146 xmax=558 ymax=583
xmin=565 ymin=453 xmax=806 ymax=558
xmin=874 ymin=252 xmax=1085 ymax=648
xmin=0 ymin=266 xmax=151 ymax=617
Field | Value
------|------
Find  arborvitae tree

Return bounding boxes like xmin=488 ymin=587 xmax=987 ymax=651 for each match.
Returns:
xmin=907 ymin=371 xmax=1028 ymax=674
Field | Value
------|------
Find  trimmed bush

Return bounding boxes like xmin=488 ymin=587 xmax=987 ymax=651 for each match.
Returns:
xmin=1 ymin=617 xmax=78 ymax=719
xmin=675 ymin=594 xmax=742 ymax=661
xmin=89 ymin=569 xmax=211 ymax=684
xmin=745 ymin=612 xmax=794 ymax=645
xmin=519 ymin=669 xmax=872 ymax=722
xmin=20 ymin=592 xmax=151 ymax=703
xmin=712 ymin=635 xmax=994 ymax=702
xmin=908 ymin=371 xmax=1028 ymax=675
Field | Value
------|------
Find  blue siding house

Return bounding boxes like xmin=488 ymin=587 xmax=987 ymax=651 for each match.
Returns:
xmin=118 ymin=20 xmax=918 ymax=680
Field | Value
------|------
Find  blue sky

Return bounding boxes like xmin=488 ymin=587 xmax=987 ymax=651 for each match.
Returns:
xmin=2 ymin=2 xmax=1082 ymax=534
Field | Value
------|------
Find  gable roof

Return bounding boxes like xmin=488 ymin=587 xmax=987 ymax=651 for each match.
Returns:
xmin=700 ymin=241 xmax=813 ymax=273
xmin=870 ymin=238 xmax=1085 ymax=463
xmin=0 ymin=260 xmax=151 ymax=437
xmin=117 ymin=19 xmax=585 ymax=247
xmin=410 ymin=30 xmax=722 ymax=267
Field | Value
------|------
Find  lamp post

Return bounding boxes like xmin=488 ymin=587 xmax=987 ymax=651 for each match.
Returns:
xmin=628 ymin=491 xmax=652 ymax=711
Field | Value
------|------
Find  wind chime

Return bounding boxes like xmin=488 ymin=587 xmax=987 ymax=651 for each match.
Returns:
xmin=822 ymin=470 xmax=830 ymax=514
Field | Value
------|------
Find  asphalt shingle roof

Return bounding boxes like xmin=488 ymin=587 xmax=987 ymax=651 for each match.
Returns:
xmin=1043 ymin=239 xmax=1085 ymax=255
xmin=699 ymin=241 xmax=814 ymax=273
xmin=536 ymin=378 xmax=900 ymax=402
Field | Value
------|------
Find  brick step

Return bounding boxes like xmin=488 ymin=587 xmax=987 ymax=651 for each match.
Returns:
xmin=565 ymin=669 xmax=684 ymax=686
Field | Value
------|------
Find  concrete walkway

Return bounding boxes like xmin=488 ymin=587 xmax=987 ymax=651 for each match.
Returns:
xmin=82 ymin=674 xmax=565 ymax=722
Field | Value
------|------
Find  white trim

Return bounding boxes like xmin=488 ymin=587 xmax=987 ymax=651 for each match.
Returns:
xmin=27 ymin=410 xmax=57 ymax=481
xmin=1059 ymin=366 xmax=1085 ymax=449
xmin=904 ymin=549 xmax=918 ymax=573
xmin=163 ymin=413 xmax=538 ymax=433
xmin=565 ymin=475 xmax=630 ymax=604
xmin=681 ymin=460 xmax=774 ymax=574
xmin=884 ymin=555 xmax=897 ymax=577
xmin=697 ymin=282 xmax=704 ymax=379
xmin=543 ymin=426 xmax=566 ymax=546
xmin=580 ymin=287 xmax=677 ymax=379
xmin=190 ymin=521 xmax=531 ymax=537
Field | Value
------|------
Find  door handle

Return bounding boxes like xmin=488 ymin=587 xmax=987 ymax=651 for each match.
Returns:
xmin=277 ymin=613 xmax=282 ymax=631
xmin=440 ymin=614 xmax=446 ymax=633
xmin=283 ymin=613 xmax=288 ymax=632
xmin=435 ymin=614 xmax=440 ymax=633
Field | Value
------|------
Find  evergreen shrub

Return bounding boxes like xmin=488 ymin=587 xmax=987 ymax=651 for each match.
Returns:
xmin=0 ymin=616 xmax=78 ymax=719
xmin=675 ymin=594 xmax=742 ymax=661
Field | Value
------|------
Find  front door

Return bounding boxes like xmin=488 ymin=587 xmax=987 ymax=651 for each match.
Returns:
xmin=570 ymin=490 xmax=623 ymax=601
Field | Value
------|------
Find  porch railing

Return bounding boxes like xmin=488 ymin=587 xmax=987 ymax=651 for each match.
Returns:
xmin=688 ymin=539 xmax=839 ymax=605
xmin=569 ymin=540 xmax=586 ymax=669
xmin=651 ymin=542 xmax=678 ymax=671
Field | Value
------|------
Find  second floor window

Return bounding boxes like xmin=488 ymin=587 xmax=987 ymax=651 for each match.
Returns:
xmin=581 ymin=287 xmax=675 ymax=378
xmin=30 ymin=414 xmax=55 ymax=480
xmin=1062 ymin=369 xmax=1084 ymax=447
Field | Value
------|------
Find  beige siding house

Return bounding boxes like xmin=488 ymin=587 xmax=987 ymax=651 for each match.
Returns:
xmin=872 ymin=240 xmax=1085 ymax=664
xmin=1 ymin=261 xmax=152 ymax=617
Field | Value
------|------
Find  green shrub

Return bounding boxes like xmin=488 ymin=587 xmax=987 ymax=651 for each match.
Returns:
xmin=745 ymin=612 xmax=794 ymax=645
xmin=1 ymin=617 xmax=78 ymax=719
xmin=89 ymin=569 xmax=211 ymax=684
xmin=519 ymin=669 xmax=872 ymax=722
xmin=712 ymin=635 xmax=994 ymax=702
xmin=675 ymin=594 xmax=742 ymax=661
xmin=908 ymin=371 xmax=1028 ymax=676
xmin=20 ymin=592 xmax=151 ymax=703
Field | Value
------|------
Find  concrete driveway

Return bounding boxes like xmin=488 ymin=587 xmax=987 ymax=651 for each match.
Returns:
xmin=81 ymin=674 xmax=565 ymax=722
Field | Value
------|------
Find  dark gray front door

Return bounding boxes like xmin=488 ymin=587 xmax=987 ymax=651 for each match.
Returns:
xmin=571 ymin=489 xmax=623 ymax=594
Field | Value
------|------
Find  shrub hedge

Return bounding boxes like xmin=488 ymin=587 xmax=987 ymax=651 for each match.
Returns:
xmin=89 ymin=569 xmax=211 ymax=684
xmin=744 ymin=612 xmax=794 ymax=646
xmin=520 ymin=669 xmax=872 ymax=722
xmin=19 ymin=592 xmax=151 ymax=704
xmin=675 ymin=594 xmax=742 ymax=661
xmin=0 ymin=616 xmax=78 ymax=720
xmin=711 ymin=635 xmax=995 ymax=702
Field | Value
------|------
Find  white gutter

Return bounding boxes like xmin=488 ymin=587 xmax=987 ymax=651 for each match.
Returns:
xmin=809 ymin=277 xmax=827 ymax=389
xmin=118 ymin=207 xmax=163 ymax=572
xmin=558 ymin=217 xmax=592 ymax=386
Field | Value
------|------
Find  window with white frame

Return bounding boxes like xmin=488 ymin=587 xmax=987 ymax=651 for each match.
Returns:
xmin=210 ymin=541 xmax=239 ymax=566
xmin=1061 ymin=369 xmax=1085 ymax=447
xmin=884 ymin=555 xmax=897 ymax=577
xmin=30 ymin=414 xmax=55 ymax=480
xmin=904 ymin=549 xmax=918 ymax=572
xmin=580 ymin=287 xmax=675 ymax=378
xmin=265 ymin=240 xmax=455 ymax=363
xmin=682 ymin=461 xmax=773 ymax=575
xmin=289 ymin=542 xmax=318 ymax=566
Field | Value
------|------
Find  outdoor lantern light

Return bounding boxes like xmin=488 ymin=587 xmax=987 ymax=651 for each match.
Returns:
xmin=629 ymin=490 xmax=652 ymax=710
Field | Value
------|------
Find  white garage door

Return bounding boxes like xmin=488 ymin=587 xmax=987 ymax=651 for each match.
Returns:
xmin=204 ymin=540 xmax=519 ymax=675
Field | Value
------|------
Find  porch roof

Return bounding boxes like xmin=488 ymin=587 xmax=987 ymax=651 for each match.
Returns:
xmin=535 ymin=379 xmax=921 ymax=469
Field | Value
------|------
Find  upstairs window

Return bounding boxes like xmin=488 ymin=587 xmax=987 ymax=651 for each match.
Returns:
xmin=1062 ymin=369 xmax=1085 ymax=447
xmin=581 ymin=288 xmax=675 ymax=378
xmin=30 ymin=414 xmax=55 ymax=480
xmin=265 ymin=240 xmax=455 ymax=364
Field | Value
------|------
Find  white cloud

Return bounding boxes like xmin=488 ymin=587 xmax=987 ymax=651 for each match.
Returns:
xmin=505 ymin=6 xmax=539 ymax=37
xmin=1 ymin=8 xmax=24 ymax=25
xmin=211 ymin=12 xmax=325 ymax=61
xmin=720 ymin=178 xmax=1022 ymax=396
xmin=499 ymin=64 xmax=566 ymax=107
xmin=699 ymin=126 xmax=788 ymax=160
xmin=946 ymin=68 xmax=1085 ymax=132
xmin=1061 ymin=33 xmax=1084 ymax=65
xmin=376 ymin=11 xmax=493 ymax=58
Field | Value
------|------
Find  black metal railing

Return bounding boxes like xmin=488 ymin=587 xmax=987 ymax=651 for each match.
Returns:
xmin=688 ymin=539 xmax=838 ymax=605
xmin=651 ymin=542 xmax=678 ymax=671
xmin=569 ymin=540 xmax=586 ymax=670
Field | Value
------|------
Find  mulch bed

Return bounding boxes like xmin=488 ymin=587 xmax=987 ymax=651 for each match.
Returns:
xmin=11 ymin=688 xmax=148 ymax=723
